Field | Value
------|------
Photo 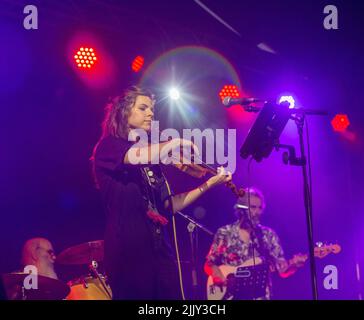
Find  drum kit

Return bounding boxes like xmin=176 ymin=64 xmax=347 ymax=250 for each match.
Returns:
xmin=1 ymin=240 xmax=112 ymax=300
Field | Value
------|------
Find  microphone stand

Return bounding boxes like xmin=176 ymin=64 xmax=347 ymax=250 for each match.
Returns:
xmin=274 ymin=112 xmax=319 ymax=300
xmin=187 ymin=222 xmax=198 ymax=300
xmin=239 ymin=99 xmax=328 ymax=300
xmin=295 ymin=114 xmax=318 ymax=300
xmin=88 ymin=260 xmax=112 ymax=299
xmin=176 ymin=211 xmax=214 ymax=299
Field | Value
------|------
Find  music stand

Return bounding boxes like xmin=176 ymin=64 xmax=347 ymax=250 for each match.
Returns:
xmin=224 ymin=264 xmax=269 ymax=300
xmin=240 ymin=101 xmax=291 ymax=162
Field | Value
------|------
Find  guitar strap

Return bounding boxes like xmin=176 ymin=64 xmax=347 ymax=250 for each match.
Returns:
xmin=140 ymin=165 xmax=175 ymax=224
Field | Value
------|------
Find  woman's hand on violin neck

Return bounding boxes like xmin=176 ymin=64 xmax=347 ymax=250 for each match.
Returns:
xmin=206 ymin=166 xmax=232 ymax=189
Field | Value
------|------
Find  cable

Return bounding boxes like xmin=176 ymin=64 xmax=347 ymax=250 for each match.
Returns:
xmin=247 ymin=157 xmax=257 ymax=268
xmin=165 ymin=178 xmax=186 ymax=300
xmin=305 ymin=118 xmax=313 ymax=214
xmin=172 ymin=214 xmax=186 ymax=300
xmin=246 ymin=157 xmax=258 ymax=300
xmin=246 ymin=157 xmax=273 ymax=299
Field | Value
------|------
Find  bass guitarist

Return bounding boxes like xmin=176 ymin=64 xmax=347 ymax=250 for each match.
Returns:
xmin=204 ymin=187 xmax=306 ymax=300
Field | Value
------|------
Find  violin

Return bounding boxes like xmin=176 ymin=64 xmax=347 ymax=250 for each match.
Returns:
xmin=154 ymin=133 xmax=246 ymax=198
xmin=173 ymin=156 xmax=246 ymax=198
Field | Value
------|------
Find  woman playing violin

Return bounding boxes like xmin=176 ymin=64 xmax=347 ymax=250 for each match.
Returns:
xmin=91 ymin=86 xmax=231 ymax=300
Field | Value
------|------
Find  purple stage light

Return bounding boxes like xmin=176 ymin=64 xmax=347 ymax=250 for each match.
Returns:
xmin=279 ymin=95 xmax=295 ymax=109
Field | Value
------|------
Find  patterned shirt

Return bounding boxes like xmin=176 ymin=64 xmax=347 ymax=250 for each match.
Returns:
xmin=206 ymin=220 xmax=287 ymax=299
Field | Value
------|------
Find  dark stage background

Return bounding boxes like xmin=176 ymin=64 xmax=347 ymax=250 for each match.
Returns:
xmin=1 ymin=0 xmax=363 ymax=299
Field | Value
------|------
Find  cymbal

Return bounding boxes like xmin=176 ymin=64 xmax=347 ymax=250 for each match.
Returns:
xmin=56 ymin=240 xmax=104 ymax=265
xmin=2 ymin=272 xmax=70 ymax=300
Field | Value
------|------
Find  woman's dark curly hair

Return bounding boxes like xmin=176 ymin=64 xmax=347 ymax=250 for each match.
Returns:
xmin=90 ymin=86 xmax=155 ymax=188
xmin=101 ymin=86 xmax=155 ymax=139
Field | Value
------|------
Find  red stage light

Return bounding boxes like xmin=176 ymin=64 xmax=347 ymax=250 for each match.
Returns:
xmin=219 ymin=85 xmax=240 ymax=102
xmin=132 ymin=55 xmax=145 ymax=72
xmin=73 ymin=47 xmax=97 ymax=70
xmin=331 ymin=114 xmax=350 ymax=132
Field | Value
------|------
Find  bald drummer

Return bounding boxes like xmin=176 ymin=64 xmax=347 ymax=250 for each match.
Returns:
xmin=21 ymin=237 xmax=58 ymax=280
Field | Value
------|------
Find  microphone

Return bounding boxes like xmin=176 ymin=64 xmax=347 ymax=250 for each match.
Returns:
xmin=234 ymin=204 xmax=249 ymax=210
xmin=234 ymin=204 xmax=260 ymax=228
xmin=222 ymin=96 xmax=262 ymax=108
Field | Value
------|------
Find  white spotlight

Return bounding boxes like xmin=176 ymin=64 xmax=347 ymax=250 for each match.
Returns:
xmin=169 ymin=88 xmax=180 ymax=100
